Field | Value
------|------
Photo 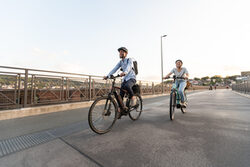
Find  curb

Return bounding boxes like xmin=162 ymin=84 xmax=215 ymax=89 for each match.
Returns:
xmin=232 ymin=91 xmax=250 ymax=99
xmin=0 ymin=90 xmax=203 ymax=121
xmin=0 ymin=94 xmax=169 ymax=121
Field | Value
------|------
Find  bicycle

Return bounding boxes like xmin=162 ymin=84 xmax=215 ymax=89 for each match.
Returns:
xmin=165 ymin=76 xmax=187 ymax=120
xmin=88 ymin=75 xmax=143 ymax=134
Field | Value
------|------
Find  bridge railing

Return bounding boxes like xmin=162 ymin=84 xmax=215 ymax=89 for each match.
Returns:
xmin=232 ymin=80 xmax=250 ymax=94
xmin=0 ymin=66 xmax=174 ymax=110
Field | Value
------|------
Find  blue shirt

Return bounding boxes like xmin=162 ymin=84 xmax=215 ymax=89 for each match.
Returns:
xmin=108 ymin=58 xmax=136 ymax=82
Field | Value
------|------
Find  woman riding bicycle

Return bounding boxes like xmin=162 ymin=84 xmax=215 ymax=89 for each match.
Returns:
xmin=163 ymin=59 xmax=189 ymax=107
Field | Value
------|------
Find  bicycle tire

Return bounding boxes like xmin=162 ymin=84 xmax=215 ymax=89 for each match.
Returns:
xmin=88 ymin=96 xmax=118 ymax=134
xmin=170 ymin=91 xmax=176 ymax=120
xmin=129 ymin=94 xmax=143 ymax=121
xmin=181 ymin=91 xmax=187 ymax=113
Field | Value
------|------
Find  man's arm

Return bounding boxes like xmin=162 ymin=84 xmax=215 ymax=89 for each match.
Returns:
xmin=163 ymin=72 xmax=173 ymax=79
xmin=107 ymin=61 xmax=121 ymax=77
xmin=184 ymin=68 xmax=189 ymax=79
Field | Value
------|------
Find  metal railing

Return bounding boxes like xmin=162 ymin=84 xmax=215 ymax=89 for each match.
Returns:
xmin=0 ymin=66 xmax=173 ymax=110
xmin=232 ymin=80 xmax=250 ymax=94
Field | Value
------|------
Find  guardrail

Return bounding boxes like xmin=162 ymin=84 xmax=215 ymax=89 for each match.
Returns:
xmin=0 ymin=66 xmax=173 ymax=110
xmin=232 ymin=80 xmax=250 ymax=94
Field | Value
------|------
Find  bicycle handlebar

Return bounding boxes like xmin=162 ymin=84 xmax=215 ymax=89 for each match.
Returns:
xmin=164 ymin=75 xmax=187 ymax=80
xmin=108 ymin=74 xmax=121 ymax=79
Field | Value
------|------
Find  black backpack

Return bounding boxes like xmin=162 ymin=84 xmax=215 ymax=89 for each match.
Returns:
xmin=120 ymin=58 xmax=138 ymax=75
xmin=128 ymin=58 xmax=138 ymax=75
xmin=132 ymin=60 xmax=138 ymax=75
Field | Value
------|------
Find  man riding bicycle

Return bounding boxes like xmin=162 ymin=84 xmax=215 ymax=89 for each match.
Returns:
xmin=104 ymin=47 xmax=137 ymax=107
xmin=163 ymin=59 xmax=189 ymax=107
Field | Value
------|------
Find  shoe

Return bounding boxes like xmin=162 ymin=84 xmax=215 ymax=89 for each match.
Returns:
xmin=130 ymin=98 xmax=137 ymax=107
xmin=180 ymin=102 xmax=187 ymax=108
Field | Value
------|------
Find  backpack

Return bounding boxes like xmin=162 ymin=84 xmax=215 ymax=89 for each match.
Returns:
xmin=128 ymin=58 xmax=138 ymax=75
xmin=120 ymin=58 xmax=138 ymax=75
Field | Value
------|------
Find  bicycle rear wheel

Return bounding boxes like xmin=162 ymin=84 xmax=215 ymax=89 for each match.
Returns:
xmin=88 ymin=96 xmax=118 ymax=134
xmin=129 ymin=94 xmax=142 ymax=121
xmin=181 ymin=91 xmax=187 ymax=113
xmin=169 ymin=91 xmax=176 ymax=120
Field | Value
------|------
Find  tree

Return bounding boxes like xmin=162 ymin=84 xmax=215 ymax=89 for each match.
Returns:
xmin=194 ymin=77 xmax=200 ymax=81
xmin=211 ymin=75 xmax=222 ymax=83
xmin=201 ymin=76 xmax=209 ymax=81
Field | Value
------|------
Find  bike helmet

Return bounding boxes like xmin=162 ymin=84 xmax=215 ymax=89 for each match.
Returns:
xmin=118 ymin=47 xmax=128 ymax=53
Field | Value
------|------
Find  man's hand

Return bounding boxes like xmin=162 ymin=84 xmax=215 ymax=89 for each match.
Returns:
xmin=184 ymin=76 xmax=189 ymax=80
xmin=120 ymin=72 xmax=126 ymax=77
xmin=103 ymin=76 xmax=108 ymax=80
xmin=163 ymin=76 xmax=170 ymax=80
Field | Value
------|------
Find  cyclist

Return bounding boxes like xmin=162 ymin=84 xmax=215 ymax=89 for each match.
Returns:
xmin=104 ymin=47 xmax=137 ymax=107
xmin=163 ymin=59 xmax=189 ymax=107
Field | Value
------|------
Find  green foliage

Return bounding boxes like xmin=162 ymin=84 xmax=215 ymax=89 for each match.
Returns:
xmin=201 ymin=76 xmax=209 ymax=81
xmin=194 ymin=77 xmax=200 ymax=81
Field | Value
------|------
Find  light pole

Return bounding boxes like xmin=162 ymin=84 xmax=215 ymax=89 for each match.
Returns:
xmin=161 ymin=34 xmax=167 ymax=93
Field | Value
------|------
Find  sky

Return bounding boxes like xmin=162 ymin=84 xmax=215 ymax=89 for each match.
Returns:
xmin=0 ymin=0 xmax=250 ymax=81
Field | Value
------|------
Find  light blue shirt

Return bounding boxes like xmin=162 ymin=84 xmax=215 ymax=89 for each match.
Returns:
xmin=107 ymin=58 xmax=136 ymax=82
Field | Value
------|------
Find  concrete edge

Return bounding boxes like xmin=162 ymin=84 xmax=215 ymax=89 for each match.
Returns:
xmin=232 ymin=91 xmax=250 ymax=99
xmin=0 ymin=90 xmax=203 ymax=121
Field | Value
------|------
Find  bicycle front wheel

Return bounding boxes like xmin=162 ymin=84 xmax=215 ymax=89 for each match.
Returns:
xmin=88 ymin=96 xmax=118 ymax=134
xmin=169 ymin=91 xmax=176 ymax=120
xmin=129 ymin=94 xmax=143 ymax=121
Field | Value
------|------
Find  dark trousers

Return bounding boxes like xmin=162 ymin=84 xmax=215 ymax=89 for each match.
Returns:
xmin=120 ymin=79 xmax=136 ymax=99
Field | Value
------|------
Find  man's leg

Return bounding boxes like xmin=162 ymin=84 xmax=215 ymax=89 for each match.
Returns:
xmin=120 ymin=81 xmax=126 ymax=100
xmin=178 ymin=81 xmax=187 ymax=103
xmin=122 ymin=79 xmax=136 ymax=106
xmin=124 ymin=79 xmax=136 ymax=99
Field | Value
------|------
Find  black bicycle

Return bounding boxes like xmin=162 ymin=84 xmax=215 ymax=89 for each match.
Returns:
xmin=88 ymin=75 xmax=143 ymax=134
xmin=165 ymin=76 xmax=187 ymax=120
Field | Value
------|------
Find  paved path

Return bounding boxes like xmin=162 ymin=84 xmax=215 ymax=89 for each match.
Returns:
xmin=1 ymin=90 xmax=250 ymax=167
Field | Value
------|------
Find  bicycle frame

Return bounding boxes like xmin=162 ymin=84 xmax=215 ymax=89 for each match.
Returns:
xmin=105 ymin=76 xmax=127 ymax=112
xmin=171 ymin=82 xmax=181 ymax=105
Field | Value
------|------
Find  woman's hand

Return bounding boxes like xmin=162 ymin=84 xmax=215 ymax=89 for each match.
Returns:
xmin=120 ymin=72 xmax=126 ymax=77
xmin=163 ymin=76 xmax=170 ymax=80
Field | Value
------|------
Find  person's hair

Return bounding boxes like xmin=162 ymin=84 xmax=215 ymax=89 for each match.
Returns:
xmin=175 ymin=59 xmax=183 ymax=64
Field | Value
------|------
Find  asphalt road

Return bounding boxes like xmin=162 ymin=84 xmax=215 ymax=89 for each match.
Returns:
xmin=1 ymin=89 xmax=250 ymax=167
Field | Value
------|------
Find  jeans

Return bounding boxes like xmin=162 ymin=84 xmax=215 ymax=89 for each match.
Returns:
xmin=120 ymin=79 xmax=136 ymax=99
xmin=175 ymin=80 xmax=187 ymax=103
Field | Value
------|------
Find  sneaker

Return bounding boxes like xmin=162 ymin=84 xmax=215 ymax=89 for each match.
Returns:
xmin=130 ymin=98 xmax=137 ymax=107
xmin=181 ymin=102 xmax=187 ymax=108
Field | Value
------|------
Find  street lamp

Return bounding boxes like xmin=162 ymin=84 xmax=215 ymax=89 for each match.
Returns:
xmin=161 ymin=34 xmax=167 ymax=93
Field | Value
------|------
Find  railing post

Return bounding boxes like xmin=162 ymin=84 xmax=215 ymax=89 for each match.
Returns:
xmin=89 ymin=76 xmax=92 ymax=101
xmin=14 ymin=75 xmax=17 ymax=107
xmin=24 ymin=69 xmax=28 ymax=107
xmin=244 ymin=81 xmax=247 ymax=94
xmin=34 ymin=76 xmax=37 ymax=104
xmin=18 ymin=74 xmax=21 ymax=107
xmin=92 ymin=79 xmax=95 ymax=99
xmin=31 ymin=75 xmax=34 ymax=105
xmin=66 ymin=78 xmax=69 ymax=101
xmin=61 ymin=77 xmax=64 ymax=101
xmin=152 ymin=82 xmax=155 ymax=95
xmin=146 ymin=83 xmax=149 ymax=94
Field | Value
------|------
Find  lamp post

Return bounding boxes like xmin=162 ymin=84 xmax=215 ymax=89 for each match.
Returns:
xmin=161 ymin=34 xmax=167 ymax=93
